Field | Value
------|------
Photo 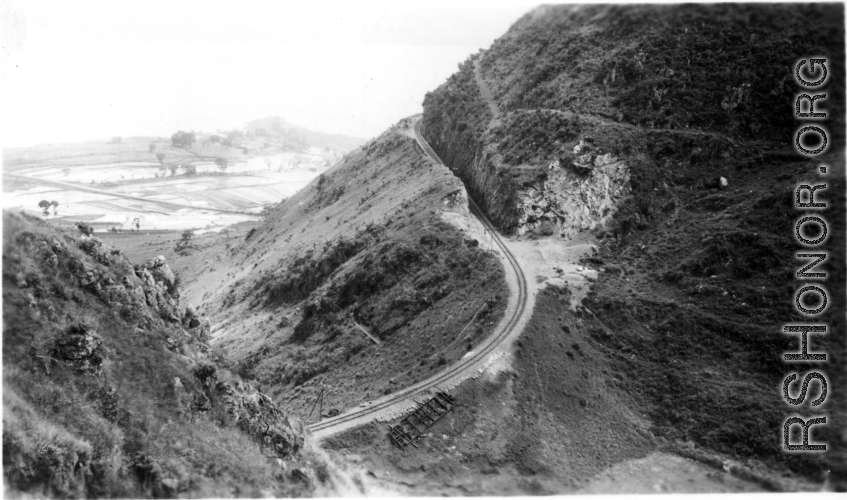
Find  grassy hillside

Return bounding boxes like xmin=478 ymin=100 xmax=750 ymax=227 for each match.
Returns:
xmin=421 ymin=3 xmax=846 ymax=489
xmin=483 ymin=4 xmax=844 ymax=140
xmin=2 ymin=211 xmax=329 ymax=497
xmin=182 ymin=118 xmax=508 ymax=419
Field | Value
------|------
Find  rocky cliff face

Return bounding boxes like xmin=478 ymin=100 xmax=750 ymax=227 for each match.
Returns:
xmin=421 ymin=57 xmax=523 ymax=231
xmin=422 ymin=3 xmax=845 ymax=238
xmin=422 ymin=56 xmax=633 ymax=237
xmin=516 ymin=150 xmax=630 ymax=238
xmin=420 ymin=3 xmax=846 ymax=489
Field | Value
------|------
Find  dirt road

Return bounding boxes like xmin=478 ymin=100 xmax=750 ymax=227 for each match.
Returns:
xmin=306 ymin=117 xmax=531 ymax=439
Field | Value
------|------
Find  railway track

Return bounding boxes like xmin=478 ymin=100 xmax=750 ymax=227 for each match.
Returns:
xmin=307 ymin=117 xmax=529 ymax=438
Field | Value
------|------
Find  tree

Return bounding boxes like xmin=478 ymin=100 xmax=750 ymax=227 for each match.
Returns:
xmin=50 ymin=200 xmax=59 ymax=216
xmin=62 ymin=168 xmax=71 ymax=177
xmin=168 ymin=164 xmax=179 ymax=176
xmin=171 ymin=130 xmax=196 ymax=148
xmin=37 ymin=200 xmax=51 ymax=216
xmin=111 ymin=136 xmax=122 ymax=144
xmin=156 ymin=153 xmax=165 ymax=165
xmin=175 ymin=230 xmax=195 ymax=251
xmin=260 ymin=203 xmax=276 ymax=219
xmin=215 ymin=157 xmax=228 ymax=172
xmin=184 ymin=164 xmax=197 ymax=176
xmin=133 ymin=218 xmax=140 ymax=231
xmin=149 ymin=143 xmax=156 ymax=152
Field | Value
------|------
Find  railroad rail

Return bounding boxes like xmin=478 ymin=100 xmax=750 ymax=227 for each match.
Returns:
xmin=306 ymin=117 xmax=528 ymax=438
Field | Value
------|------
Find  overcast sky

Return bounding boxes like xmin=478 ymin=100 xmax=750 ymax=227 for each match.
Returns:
xmin=0 ymin=0 xmax=537 ymax=147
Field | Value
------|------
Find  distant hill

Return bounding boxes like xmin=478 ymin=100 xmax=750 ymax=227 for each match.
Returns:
xmin=3 ymin=117 xmax=366 ymax=171
xmin=244 ymin=116 xmax=366 ymax=153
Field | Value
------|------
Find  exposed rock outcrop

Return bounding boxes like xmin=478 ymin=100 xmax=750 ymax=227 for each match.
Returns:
xmin=215 ymin=380 xmax=303 ymax=460
xmin=182 ymin=303 xmax=211 ymax=341
xmin=518 ymin=152 xmax=630 ymax=237
xmin=133 ymin=264 xmax=181 ymax=323
xmin=146 ymin=255 xmax=177 ymax=295
xmin=53 ymin=324 xmax=105 ymax=376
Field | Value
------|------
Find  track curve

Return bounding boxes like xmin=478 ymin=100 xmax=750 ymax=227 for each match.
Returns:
xmin=307 ymin=117 xmax=529 ymax=438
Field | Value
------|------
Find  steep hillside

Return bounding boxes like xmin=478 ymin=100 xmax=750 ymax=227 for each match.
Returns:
xmin=423 ymin=3 xmax=845 ymax=235
xmin=2 ymin=211 xmax=330 ymax=497
xmin=185 ymin=118 xmax=508 ymax=419
xmin=420 ymin=3 xmax=846 ymax=490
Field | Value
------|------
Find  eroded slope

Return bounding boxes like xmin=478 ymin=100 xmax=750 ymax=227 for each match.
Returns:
xmin=192 ymin=119 xmax=509 ymax=419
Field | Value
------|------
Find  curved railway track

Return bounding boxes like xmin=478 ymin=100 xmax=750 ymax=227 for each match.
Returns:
xmin=307 ymin=118 xmax=529 ymax=437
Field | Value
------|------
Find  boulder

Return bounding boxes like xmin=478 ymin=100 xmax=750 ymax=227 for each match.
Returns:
xmin=54 ymin=324 xmax=104 ymax=375
xmin=215 ymin=380 xmax=303 ymax=459
xmin=184 ymin=306 xmax=211 ymax=341
xmin=594 ymin=153 xmax=617 ymax=168
xmin=50 ymin=236 xmax=67 ymax=254
xmin=570 ymin=153 xmax=595 ymax=175
xmin=78 ymin=238 xmax=111 ymax=265
xmin=149 ymin=263 xmax=176 ymax=291
xmin=103 ymin=284 xmax=130 ymax=307
xmin=78 ymin=265 xmax=101 ymax=290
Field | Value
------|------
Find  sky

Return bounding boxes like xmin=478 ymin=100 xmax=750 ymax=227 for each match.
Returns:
xmin=0 ymin=0 xmax=537 ymax=147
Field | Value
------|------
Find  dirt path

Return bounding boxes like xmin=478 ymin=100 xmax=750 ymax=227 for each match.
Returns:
xmin=530 ymin=107 xmax=738 ymax=142
xmin=305 ymin=117 xmax=533 ymax=439
xmin=5 ymin=172 xmax=244 ymax=215
xmin=473 ymin=59 xmax=503 ymax=125
xmin=472 ymin=58 xmax=735 ymax=144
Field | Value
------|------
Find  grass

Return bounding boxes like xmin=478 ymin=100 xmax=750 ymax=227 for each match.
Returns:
xmin=418 ymin=2 xmax=846 ymax=489
xmin=2 ymin=210 xmax=312 ymax=497
xmin=193 ymin=120 xmax=509 ymax=418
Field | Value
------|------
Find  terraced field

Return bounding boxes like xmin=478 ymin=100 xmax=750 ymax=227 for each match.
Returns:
xmin=3 ymin=153 xmax=329 ymax=232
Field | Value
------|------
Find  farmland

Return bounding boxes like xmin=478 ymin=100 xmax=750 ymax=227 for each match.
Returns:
xmin=3 ymin=137 xmax=358 ymax=233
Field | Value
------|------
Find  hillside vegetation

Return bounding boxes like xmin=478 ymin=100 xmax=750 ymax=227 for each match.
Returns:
xmin=2 ymin=212 xmax=330 ymax=497
xmin=183 ymin=118 xmax=508 ymax=419
xmin=421 ymin=3 xmax=845 ymax=489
